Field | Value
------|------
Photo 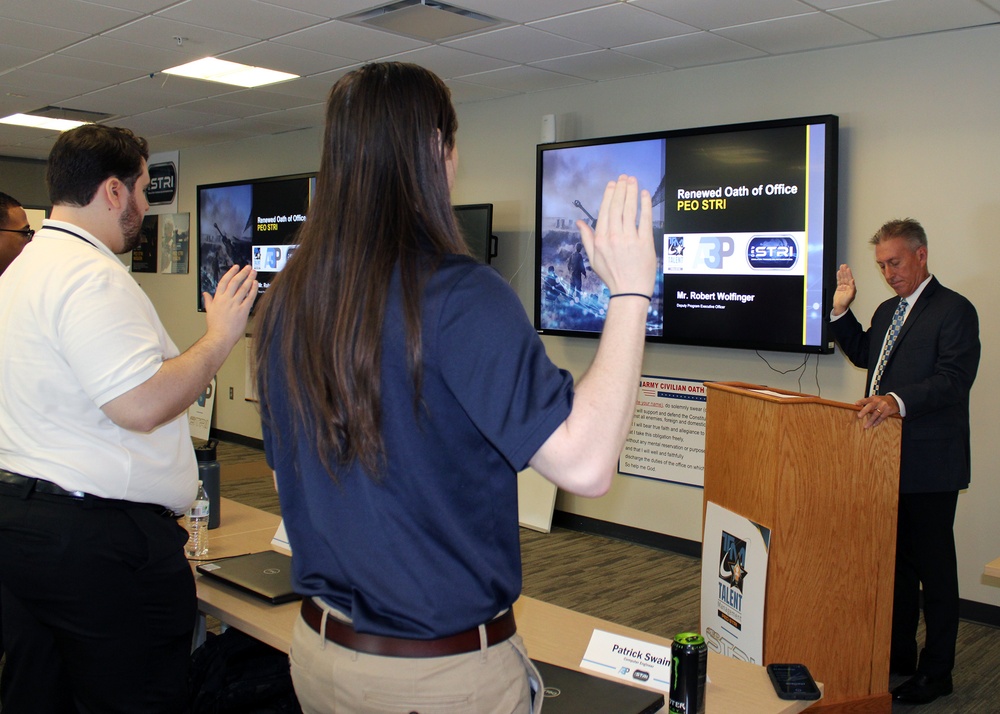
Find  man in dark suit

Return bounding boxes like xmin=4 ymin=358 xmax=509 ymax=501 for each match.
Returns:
xmin=830 ymin=218 xmax=980 ymax=705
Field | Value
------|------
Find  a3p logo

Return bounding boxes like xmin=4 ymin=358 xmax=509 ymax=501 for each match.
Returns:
xmin=747 ymin=235 xmax=797 ymax=269
xmin=696 ymin=236 xmax=734 ymax=269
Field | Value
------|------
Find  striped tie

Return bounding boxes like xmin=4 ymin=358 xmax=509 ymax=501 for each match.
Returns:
xmin=871 ymin=298 xmax=908 ymax=395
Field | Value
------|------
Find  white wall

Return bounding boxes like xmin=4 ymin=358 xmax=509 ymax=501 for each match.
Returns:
xmin=148 ymin=25 xmax=1000 ymax=608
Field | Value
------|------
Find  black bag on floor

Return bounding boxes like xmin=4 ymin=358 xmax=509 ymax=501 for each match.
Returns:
xmin=190 ymin=628 xmax=302 ymax=714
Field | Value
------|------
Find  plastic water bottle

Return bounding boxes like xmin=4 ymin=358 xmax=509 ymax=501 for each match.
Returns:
xmin=186 ymin=480 xmax=210 ymax=557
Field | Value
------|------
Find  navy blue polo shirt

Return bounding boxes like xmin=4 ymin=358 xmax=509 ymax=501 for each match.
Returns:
xmin=262 ymin=255 xmax=573 ymax=639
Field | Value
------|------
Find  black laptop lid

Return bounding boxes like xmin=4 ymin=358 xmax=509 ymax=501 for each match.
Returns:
xmin=533 ymin=660 xmax=665 ymax=714
xmin=197 ymin=550 xmax=299 ymax=605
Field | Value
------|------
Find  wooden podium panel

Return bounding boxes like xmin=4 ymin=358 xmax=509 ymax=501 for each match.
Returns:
xmin=704 ymin=382 xmax=901 ymax=712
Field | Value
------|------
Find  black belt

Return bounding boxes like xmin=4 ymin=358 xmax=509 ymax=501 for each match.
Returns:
xmin=300 ymin=597 xmax=516 ymax=658
xmin=0 ymin=468 xmax=177 ymax=517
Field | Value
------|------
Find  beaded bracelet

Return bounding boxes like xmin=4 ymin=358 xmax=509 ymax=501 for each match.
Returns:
xmin=608 ymin=293 xmax=652 ymax=301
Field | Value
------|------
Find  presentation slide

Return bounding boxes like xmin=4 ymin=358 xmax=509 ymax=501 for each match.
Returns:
xmin=198 ymin=175 xmax=313 ymax=310
xmin=536 ymin=118 xmax=833 ymax=352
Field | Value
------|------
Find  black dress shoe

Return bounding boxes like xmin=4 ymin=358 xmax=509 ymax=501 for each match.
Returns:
xmin=891 ymin=673 xmax=953 ymax=704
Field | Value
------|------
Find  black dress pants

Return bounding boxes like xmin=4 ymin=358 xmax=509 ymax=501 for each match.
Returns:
xmin=891 ymin=490 xmax=960 ymax=678
xmin=0 ymin=488 xmax=195 ymax=714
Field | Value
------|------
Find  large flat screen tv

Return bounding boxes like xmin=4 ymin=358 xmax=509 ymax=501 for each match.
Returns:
xmin=535 ymin=115 xmax=838 ymax=354
xmin=197 ymin=172 xmax=316 ymax=311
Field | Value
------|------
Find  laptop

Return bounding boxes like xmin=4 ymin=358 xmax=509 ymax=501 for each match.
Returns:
xmin=533 ymin=660 xmax=665 ymax=714
xmin=197 ymin=550 xmax=300 ymax=605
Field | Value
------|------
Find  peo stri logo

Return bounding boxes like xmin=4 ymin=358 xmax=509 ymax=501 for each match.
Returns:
xmin=146 ymin=161 xmax=177 ymax=205
xmin=746 ymin=235 xmax=797 ymax=269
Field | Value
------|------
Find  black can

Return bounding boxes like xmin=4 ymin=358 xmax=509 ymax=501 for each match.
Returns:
xmin=669 ymin=632 xmax=707 ymax=714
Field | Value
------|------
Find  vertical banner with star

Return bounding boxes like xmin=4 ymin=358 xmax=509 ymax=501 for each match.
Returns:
xmin=700 ymin=500 xmax=770 ymax=665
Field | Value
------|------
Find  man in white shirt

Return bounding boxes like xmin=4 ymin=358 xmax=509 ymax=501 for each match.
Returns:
xmin=0 ymin=125 xmax=257 ymax=713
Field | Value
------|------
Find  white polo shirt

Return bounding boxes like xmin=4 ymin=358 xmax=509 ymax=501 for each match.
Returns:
xmin=0 ymin=220 xmax=197 ymax=513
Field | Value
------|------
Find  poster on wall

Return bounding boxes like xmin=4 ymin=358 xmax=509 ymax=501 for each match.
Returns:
xmin=159 ymin=212 xmax=190 ymax=274
xmin=130 ymin=215 xmax=158 ymax=273
xmin=146 ymin=150 xmax=178 ymax=215
xmin=619 ymin=375 xmax=706 ymax=486
xmin=700 ymin=501 xmax=770 ymax=665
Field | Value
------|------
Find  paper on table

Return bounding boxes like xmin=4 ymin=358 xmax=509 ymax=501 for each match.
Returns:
xmin=271 ymin=519 xmax=292 ymax=554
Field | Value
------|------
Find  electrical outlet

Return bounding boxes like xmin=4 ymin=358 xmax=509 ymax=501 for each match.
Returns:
xmin=229 ymin=387 xmax=234 ymax=399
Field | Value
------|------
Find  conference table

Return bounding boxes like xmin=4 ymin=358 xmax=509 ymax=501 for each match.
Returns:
xmin=193 ymin=498 xmax=820 ymax=713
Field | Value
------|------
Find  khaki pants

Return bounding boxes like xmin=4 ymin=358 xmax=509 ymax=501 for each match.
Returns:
xmin=289 ymin=600 xmax=542 ymax=713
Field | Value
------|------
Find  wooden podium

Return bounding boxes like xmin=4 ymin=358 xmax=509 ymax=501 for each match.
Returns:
xmin=703 ymin=382 xmax=901 ymax=712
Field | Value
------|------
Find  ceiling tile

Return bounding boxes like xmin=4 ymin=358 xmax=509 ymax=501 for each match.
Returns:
xmin=531 ymin=49 xmax=671 ymax=82
xmin=21 ymin=54 xmax=149 ymax=86
xmin=448 ymin=0 xmax=614 ymax=24
xmin=84 ymin=0 xmax=179 ymax=12
xmin=273 ymin=19 xmax=427 ymax=61
xmin=57 ymin=36 xmax=190 ymax=73
xmin=830 ymin=0 xmax=1000 ymax=39
xmin=254 ymin=0 xmax=376 ymax=21
xmin=156 ymin=0 xmax=328 ymax=40
xmin=0 ymin=44 xmax=46 ymax=71
xmin=57 ymin=75 xmax=224 ymax=116
xmin=531 ymin=3 xmax=697 ymax=47
xmin=715 ymin=12 xmax=877 ymax=54
xmin=0 ymin=17 xmax=90 ymax=53
xmin=1 ymin=68 xmax=107 ymax=99
xmin=219 ymin=41 xmax=355 ymax=77
xmin=1 ymin=0 xmax=141 ymax=34
xmin=632 ymin=0 xmax=817 ymax=31
xmin=446 ymin=25 xmax=599 ymax=64
xmin=617 ymin=31 xmax=766 ymax=68
xmin=386 ymin=44 xmax=515 ymax=79
xmin=104 ymin=16 xmax=259 ymax=58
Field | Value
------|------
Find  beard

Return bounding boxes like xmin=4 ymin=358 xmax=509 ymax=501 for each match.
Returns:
xmin=118 ymin=192 xmax=144 ymax=254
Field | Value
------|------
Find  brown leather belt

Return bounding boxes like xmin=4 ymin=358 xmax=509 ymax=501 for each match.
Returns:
xmin=300 ymin=597 xmax=516 ymax=658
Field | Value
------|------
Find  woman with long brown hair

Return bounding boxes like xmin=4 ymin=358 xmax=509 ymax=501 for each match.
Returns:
xmin=254 ymin=62 xmax=655 ymax=712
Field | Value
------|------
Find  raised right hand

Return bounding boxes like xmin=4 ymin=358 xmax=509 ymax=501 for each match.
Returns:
xmin=832 ymin=263 xmax=856 ymax=316
xmin=576 ymin=175 xmax=656 ymax=299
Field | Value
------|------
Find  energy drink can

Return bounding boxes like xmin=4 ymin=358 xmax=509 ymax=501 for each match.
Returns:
xmin=669 ymin=632 xmax=707 ymax=714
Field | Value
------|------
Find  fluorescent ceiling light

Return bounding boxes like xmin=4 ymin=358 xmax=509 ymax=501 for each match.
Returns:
xmin=162 ymin=58 xmax=298 ymax=87
xmin=0 ymin=113 xmax=89 ymax=131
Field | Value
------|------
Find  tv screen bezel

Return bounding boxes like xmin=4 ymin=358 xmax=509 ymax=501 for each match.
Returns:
xmin=196 ymin=171 xmax=316 ymax=313
xmin=533 ymin=114 xmax=838 ymax=355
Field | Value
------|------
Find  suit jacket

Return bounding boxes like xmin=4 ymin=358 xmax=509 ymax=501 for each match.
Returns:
xmin=830 ymin=276 xmax=980 ymax=493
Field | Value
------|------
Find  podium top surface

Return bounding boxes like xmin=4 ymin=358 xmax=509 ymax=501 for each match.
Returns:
xmin=706 ymin=381 xmax=861 ymax=412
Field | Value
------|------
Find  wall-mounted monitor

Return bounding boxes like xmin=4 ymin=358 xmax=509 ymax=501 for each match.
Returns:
xmin=454 ymin=203 xmax=497 ymax=264
xmin=535 ymin=115 xmax=838 ymax=354
xmin=197 ymin=172 xmax=315 ymax=311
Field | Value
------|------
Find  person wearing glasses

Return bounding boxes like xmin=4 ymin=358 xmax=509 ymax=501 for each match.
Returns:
xmin=0 ymin=192 xmax=32 ymax=275
xmin=0 ymin=125 xmax=257 ymax=713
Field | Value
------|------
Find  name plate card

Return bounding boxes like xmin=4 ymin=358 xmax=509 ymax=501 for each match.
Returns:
xmin=580 ymin=629 xmax=672 ymax=693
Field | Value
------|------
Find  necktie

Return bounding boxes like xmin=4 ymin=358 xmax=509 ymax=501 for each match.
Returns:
xmin=871 ymin=298 xmax=907 ymax=394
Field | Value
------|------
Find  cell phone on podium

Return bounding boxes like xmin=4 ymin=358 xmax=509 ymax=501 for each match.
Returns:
xmin=766 ymin=663 xmax=821 ymax=700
